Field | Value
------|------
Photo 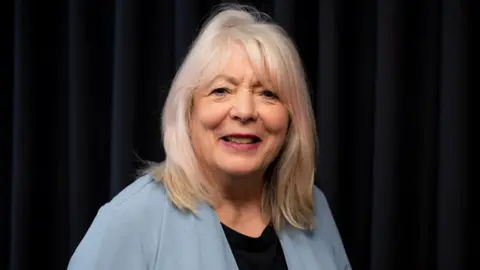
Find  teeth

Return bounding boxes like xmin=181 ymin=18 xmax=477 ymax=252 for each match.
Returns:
xmin=225 ymin=137 xmax=255 ymax=144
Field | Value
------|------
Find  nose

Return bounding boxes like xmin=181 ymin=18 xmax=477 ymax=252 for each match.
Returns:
xmin=230 ymin=90 xmax=257 ymax=123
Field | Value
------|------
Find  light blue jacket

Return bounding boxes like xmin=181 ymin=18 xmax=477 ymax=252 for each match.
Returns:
xmin=67 ymin=174 xmax=351 ymax=270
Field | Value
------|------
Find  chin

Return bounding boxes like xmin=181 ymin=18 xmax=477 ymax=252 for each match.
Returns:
xmin=216 ymin=159 xmax=263 ymax=177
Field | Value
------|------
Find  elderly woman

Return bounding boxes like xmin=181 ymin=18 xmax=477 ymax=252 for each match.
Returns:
xmin=67 ymin=5 xmax=351 ymax=270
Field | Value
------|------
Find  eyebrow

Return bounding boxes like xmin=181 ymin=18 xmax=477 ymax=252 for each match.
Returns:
xmin=211 ymin=74 xmax=240 ymax=85
xmin=210 ymin=74 xmax=262 ymax=87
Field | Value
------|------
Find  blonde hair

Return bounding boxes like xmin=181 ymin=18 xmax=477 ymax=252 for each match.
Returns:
xmin=149 ymin=4 xmax=318 ymax=231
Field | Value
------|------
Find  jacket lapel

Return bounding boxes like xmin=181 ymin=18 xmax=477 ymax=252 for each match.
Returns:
xmin=196 ymin=203 xmax=239 ymax=270
xmin=279 ymin=225 xmax=331 ymax=270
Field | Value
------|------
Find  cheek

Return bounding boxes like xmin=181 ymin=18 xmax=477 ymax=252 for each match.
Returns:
xmin=191 ymin=101 xmax=227 ymax=130
xmin=260 ymin=106 xmax=290 ymax=135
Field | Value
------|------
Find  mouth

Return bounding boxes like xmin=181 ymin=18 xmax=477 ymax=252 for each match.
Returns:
xmin=220 ymin=134 xmax=261 ymax=144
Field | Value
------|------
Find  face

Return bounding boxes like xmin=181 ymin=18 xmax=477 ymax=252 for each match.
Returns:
xmin=190 ymin=43 xmax=289 ymax=179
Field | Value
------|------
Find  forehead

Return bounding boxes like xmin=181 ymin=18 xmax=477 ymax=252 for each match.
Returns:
xmin=200 ymin=41 xmax=275 ymax=89
xmin=214 ymin=45 xmax=258 ymax=84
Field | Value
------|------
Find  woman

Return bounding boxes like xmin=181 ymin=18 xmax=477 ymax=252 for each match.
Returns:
xmin=67 ymin=4 xmax=351 ymax=270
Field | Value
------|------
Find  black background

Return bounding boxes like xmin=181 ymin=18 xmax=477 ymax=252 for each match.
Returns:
xmin=1 ymin=0 xmax=474 ymax=269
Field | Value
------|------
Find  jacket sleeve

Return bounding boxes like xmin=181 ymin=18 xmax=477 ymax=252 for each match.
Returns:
xmin=313 ymin=187 xmax=352 ymax=270
xmin=67 ymin=204 xmax=147 ymax=270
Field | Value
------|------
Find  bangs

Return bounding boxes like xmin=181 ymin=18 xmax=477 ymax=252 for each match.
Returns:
xmin=242 ymin=36 xmax=284 ymax=97
xmin=194 ymin=37 xmax=231 ymax=90
xmin=195 ymin=28 xmax=291 ymax=103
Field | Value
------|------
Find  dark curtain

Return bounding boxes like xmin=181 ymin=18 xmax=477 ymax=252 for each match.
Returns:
xmin=1 ymin=0 xmax=474 ymax=269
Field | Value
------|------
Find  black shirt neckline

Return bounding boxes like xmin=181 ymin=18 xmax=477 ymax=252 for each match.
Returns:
xmin=221 ymin=222 xmax=277 ymax=252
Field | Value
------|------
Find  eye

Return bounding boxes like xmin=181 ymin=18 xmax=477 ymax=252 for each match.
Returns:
xmin=210 ymin=87 xmax=229 ymax=96
xmin=261 ymin=90 xmax=278 ymax=100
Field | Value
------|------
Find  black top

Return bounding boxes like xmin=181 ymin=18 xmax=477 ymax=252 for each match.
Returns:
xmin=221 ymin=223 xmax=288 ymax=270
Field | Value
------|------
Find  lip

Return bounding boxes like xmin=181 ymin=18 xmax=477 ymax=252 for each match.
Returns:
xmin=220 ymin=133 xmax=261 ymax=151
xmin=222 ymin=133 xmax=261 ymax=140
xmin=220 ymin=140 xmax=260 ymax=151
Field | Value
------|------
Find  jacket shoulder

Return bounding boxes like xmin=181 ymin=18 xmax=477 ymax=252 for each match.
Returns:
xmin=107 ymin=173 xmax=168 ymax=207
xmin=311 ymin=185 xmax=352 ymax=270
xmin=97 ymin=173 xmax=169 ymax=228
xmin=67 ymin=174 xmax=169 ymax=269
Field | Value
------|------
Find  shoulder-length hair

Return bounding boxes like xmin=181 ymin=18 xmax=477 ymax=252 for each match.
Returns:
xmin=149 ymin=4 xmax=318 ymax=231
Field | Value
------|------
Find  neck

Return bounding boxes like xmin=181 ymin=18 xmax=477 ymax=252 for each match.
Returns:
xmin=207 ymin=170 xmax=264 ymax=214
xmin=216 ymin=172 xmax=264 ymax=205
xmin=213 ymin=172 xmax=270 ymax=236
xmin=199 ymin=168 xmax=273 ymax=237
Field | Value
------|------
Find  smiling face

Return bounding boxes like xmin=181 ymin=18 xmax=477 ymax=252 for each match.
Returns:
xmin=190 ymin=42 xmax=289 ymax=180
